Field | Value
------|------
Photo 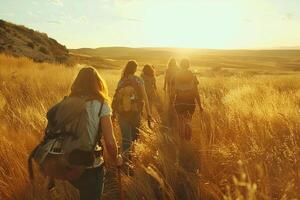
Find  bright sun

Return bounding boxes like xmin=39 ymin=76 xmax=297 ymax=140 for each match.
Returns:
xmin=138 ymin=1 xmax=256 ymax=49
xmin=115 ymin=0 xmax=300 ymax=49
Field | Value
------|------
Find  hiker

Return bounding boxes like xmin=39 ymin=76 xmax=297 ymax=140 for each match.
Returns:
xmin=29 ymin=67 xmax=122 ymax=200
xmin=163 ymin=57 xmax=179 ymax=101
xmin=68 ymin=67 xmax=122 ymax=200
xmin=171 ymin=59 xmax=203 ymax=140
xmin=112 ymin=60 xmax=152 ymax=155
xmin=163 ymin=58 xmax=179 ymax=125
xmin=141 ymin=64 xmax=163 ymax=116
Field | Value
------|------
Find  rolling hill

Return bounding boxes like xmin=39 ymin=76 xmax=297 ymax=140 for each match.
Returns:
xmin=0 ymin=19 xmax=69 ymax=63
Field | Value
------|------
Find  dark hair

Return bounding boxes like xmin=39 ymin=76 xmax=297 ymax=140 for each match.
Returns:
xmin=142 ymin=64 xmax=155 ymax=77
xmin=180 ymin=58 xmax=190 ymax=69
xmin=70 ymin=66 xmax=109 ymax=102
xmin=122 ymin=60 xmax=138 ymax=78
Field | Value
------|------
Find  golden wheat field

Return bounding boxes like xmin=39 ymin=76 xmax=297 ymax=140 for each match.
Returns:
xmin=0 ymin=54 xmax=299 ymax=200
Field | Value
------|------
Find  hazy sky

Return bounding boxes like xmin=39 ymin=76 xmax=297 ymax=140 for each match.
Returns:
xmin=1 ymin=0 xmax=300 ymax=49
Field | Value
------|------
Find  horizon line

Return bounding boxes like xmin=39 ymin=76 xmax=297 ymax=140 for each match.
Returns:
xmin=69 ymin=45 xmax=300 ymax=51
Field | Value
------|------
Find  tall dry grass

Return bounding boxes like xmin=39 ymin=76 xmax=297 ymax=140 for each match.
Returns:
xmin=0 ymin=54 xmax=299 ymax=199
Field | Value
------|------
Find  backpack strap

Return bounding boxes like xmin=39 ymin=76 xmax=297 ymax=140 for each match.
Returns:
xmin=95 ymin=101 xmax=105 ymax=148
xmin=98 ymin=100 xmax=105 ymax=117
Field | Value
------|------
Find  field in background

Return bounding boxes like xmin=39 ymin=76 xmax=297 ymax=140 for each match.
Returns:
xmin=70 ymin=47 xmax=300 ymax=74
xmin=0 ymin=53 xmax=299 ymax=199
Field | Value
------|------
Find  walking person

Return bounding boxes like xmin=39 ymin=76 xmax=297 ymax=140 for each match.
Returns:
xmin=112 ymin=60 xmax=152 ymax=155
xmin=171 ymin=59 xmax=203 ymax=140
xmin=163 ymin=58 xmax=179 ymax=125
xmin=141 ymin=64 xmax=163 ymax=117
xmin=68 ymin=67 xmax=122 ymax=200
xmin=163 ymin=57 xmax=179 ymax=102
xmin=28 ymin=67 xmax=123 ymax=200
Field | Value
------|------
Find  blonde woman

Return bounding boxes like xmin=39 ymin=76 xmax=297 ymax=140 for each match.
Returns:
xmin=69 ymin=67 xmax=122 ymax=200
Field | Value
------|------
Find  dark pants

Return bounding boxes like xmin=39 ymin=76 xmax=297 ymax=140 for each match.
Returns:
xmin=119 ymin=112 xmax=141 ymax=154
xmin=70 ymin=166 xmax=104 ymax=200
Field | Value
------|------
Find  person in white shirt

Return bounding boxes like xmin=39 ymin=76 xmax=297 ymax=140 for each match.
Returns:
xmin=68 ymin=67 xmax=122 ymax=200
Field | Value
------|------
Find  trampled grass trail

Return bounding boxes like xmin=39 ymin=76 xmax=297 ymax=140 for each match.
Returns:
xmin=0 ymin=54 xmax=300 ymax=199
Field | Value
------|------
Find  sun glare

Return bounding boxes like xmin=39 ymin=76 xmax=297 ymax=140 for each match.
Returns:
xmin=115 ymin=0 xmax=300 ymax=49
xmin=123 ymin=1 xmax=251 ymax=49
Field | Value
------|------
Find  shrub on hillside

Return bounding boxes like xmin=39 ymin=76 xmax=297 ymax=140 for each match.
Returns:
xmin=27 ymin=41 xmax=34 ymax=49
xmin=33 ymin=35 xmax=43 ymax=44
xmin=0 ymin=28 xmax=6 ymax=36
xmin=39 ymin=46 xmax=49 ymax=54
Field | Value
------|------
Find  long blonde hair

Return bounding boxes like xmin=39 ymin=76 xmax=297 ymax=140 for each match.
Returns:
xmin=70 ymin=66 xmax=109 ymax=102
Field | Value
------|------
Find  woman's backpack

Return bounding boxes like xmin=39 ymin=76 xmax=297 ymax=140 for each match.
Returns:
xmin=173 ymin=70 xmax=197 ymax=104
xmin=28 ymin=96 xmax=104 ymax=181
xmin=112 ymin=76 xmax=144 ymax=115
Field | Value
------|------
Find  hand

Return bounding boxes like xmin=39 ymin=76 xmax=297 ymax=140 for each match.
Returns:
xmin=115 ymin=154 xmax=123 ymax=167
xmin=147 ymin=115 xmax=153 ymax=129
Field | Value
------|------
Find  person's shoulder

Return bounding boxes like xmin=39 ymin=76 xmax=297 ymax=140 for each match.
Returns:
xmin=98 ymin=100 xmax=110 ymax=107
xmin=87 ymin=99 xmax=112 ymax=118
xmin=132 ymin=75 xmax=144 ymax=85
xmin=86 ymin=99 xmax=101 ymax=107
xmin=98 ymin=101 xmax=112 ymax=117
xmin=132 ymin=74 xmax=142 ymax=80
xmin=87 ymin=99 xmax=110 ymax=107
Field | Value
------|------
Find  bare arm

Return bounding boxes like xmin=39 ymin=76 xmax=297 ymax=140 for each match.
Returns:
xmin=101 ymin=116 xmax=118 ymax=162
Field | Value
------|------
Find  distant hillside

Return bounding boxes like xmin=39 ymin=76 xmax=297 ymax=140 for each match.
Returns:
xmin=0 ymin=19 xmax=68 ymax=63
xmin=70 ymin=47 xmax=176 ymax=63
xmin=70 ymin=47 xmax=300 ymax=71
